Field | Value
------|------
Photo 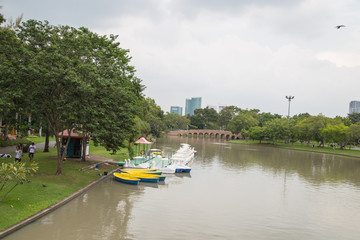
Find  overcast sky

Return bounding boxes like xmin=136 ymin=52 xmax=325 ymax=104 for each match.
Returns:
xmin=2 ymin=0 xmax=360 ymax=117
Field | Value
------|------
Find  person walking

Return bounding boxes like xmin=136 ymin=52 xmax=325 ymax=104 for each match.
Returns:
xmin=28 ymin=142 xmax=36 ymax=162
xmin=15 ymin=146 xmax=22 ymax=162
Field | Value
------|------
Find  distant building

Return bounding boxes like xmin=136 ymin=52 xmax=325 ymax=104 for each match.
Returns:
xmin=185 ymin=97 xmax=202 ymax=116
xmin=349 ymin=101 xmax=360 ymax=114
xmin=170 ymin=106 xmax=183 ymax=115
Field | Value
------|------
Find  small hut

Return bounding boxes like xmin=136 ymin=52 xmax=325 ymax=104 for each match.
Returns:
xmin=59 ymin=129 xmax=90 ymax=158
xmin=135 ymin=137 xmax=152 ymax=156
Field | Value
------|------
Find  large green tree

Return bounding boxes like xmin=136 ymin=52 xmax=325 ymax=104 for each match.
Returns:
xmin=218 ymin=106 xmax=240 ymax=130
xmin=138 ymin=98 xmax=166 ymax=137
xmin=348 ymin=113 xmax=360 ymax=124
xmin=264 ymin=118 xmax=289 ymax=143
xmin=294 ymin=115 xmax=330 ymax=147
xmin=320 ymin=123 xmax=349 ymax=149
xmin=0 ymin=24 xmax=28 ymax=140
xmin=228 ymin=112 xmax=258 ymax=135
xmin=248 ymin=126 xmax=266 ymax=143
xmin=347 ymin=123 xmax=360 ymax=145
xmin=164 ymin=113 xmax=190 ymax=130
xmin=17 ymin=20 xmax=143 ymax=174
xmin=190 ymin=107 xmax=219 ymax=130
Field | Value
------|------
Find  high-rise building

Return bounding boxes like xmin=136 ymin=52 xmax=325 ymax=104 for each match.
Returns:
xmin=170 ymin=106 xmax=183 ymax=115
xmin=185 ymin=97 xmax=202 ymax=116
xmin=349 ymin=101 xmax=360 ymax=114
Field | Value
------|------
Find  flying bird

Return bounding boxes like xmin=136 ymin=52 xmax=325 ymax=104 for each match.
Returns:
xmin=335 ymin=25 xmax=346 ymax=29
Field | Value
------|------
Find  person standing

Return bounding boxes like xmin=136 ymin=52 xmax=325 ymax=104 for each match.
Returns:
xmin=15 ymin=146 xmax=22 ymax=162
xmin=28 ymin=142 xmax=36 ymax=162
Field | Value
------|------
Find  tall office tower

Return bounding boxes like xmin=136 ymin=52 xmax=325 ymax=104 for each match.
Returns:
xmin=185 ymin=97 xmax=202 ymax=116
xmin=170 ymin=106 xmax=183 ymax=115
xmin=349 ymin=101 xmax=360 ymax=114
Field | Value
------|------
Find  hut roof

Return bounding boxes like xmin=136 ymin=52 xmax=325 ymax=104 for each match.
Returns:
xmin=135 ymin=137 xmax=152 ymax=144
xmin=58 ymin=129 xmax=90 ymax=139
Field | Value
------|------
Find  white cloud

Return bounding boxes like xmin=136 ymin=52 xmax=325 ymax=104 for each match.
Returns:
xmin=317 ymin=52 xmax=360 ymax=68
xmin=2 ymin=0 xmax=360 ymax=117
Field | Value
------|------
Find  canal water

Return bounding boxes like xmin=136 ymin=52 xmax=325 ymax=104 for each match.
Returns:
xmin=4 ymin=136 xmax=360 ymax=240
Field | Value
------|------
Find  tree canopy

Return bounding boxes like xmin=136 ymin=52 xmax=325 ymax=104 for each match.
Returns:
xmin=3 ymin=20 xmax=145 ymax=174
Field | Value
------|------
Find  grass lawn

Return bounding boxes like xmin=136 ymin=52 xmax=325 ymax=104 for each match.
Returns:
xmin=89 ymin=141 xmax=130 ymax=162
xmin=26 ymin=135 xmax=56 ymax=144
xmin=0 ymin=145 xmax=119 ymax=231
xmin=230 ymin=139 xmax=360 ymax=158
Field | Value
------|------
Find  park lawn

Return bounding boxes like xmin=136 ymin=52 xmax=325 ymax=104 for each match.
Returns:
xmin=0 ymin=147 xmax=117 ymax=231
xmin=26 ymin=135 xmax=55 ymax=144
xmin=89 ymin=141 xmax=130 ymax=162
xmin=230 ymin=139 xmax=360 ymax=158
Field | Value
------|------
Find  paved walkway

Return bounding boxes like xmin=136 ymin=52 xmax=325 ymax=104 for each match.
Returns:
xmin=0 ymin=141 xmax=53 ymax=155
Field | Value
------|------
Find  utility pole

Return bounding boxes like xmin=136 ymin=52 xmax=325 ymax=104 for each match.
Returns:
xmin=285 ymin=96 xmax=294 ymax=144
xmin=285 ymin=96 xmax=294 ymax=118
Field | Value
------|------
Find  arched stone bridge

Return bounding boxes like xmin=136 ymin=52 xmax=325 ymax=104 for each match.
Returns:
xmin=168 ymin=129 xmax=241 ymax=140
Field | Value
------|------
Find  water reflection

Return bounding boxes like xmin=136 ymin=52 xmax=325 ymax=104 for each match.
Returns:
xmin=4 ymin=135 xmax=360 ymax=240
xmin=5 ymin=179 xmax=143 ymax=240
xmin=157 ymin=136 xmax=360 ymax=186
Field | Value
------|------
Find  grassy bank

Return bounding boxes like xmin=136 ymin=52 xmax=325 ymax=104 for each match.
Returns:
xmin=230 ymin=139 xmax=360 ymax=158
xmin=89 ymin=141 xmax=129 ymax=161
xmin=0 ymin=142 xmax=120 ymax=231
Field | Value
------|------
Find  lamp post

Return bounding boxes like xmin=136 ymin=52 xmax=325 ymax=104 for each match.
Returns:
xmin=285 ymin=96 xmax=294 ymax=118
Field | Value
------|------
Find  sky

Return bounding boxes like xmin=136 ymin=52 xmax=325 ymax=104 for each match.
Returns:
xmin=1 ymin=0 xmax=360 ymax=117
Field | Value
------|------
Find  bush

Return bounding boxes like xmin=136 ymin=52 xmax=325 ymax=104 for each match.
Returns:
xmin=0 ymin=139 xmax=32 ymax=148
xmin=0 ymin=140 xmax=8 ymax=147
xmin=0 ymin=161 xmax=39 ymax=203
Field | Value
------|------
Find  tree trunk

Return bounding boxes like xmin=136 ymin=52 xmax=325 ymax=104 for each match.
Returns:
xmin=55 ymin=136 xmax=63 ymax=175
xmin=3 ymin=124 xmax=9 ymax=141
xmin=81 ymin=135 xmax=88 ymax=162
xmin=39 ymin=121 xmax=42 ymax=137
xmin=27 ymin=114 xmax=31 ymax=136
xmin=44 ymin=126 xmax=50 ymax=152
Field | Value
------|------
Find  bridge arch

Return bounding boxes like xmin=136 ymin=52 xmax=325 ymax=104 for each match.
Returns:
xmin=168 ymin=130 xmax=241 ymax=140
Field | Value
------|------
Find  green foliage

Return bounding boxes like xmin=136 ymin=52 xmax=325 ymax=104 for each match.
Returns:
xmin=264 ymin=118 xmax=290 ymax=142
xmin=348 ymin=113 xmax=360 ymax=124
xmin=320 ymin=123 xmax=349 ymax=148
xmin=293 ymin=115 xmax=331 ymax=145
xmin=248 ymin=126 xmax=266 ymax=143
xmin=0 ymin=161 xmax=38 ymax=202
xmin=0 ymin=138 xmax=31 ymax=147
xmin=218 ymin=106 xmax=240 ymax=129
xmin=228 ymin=112 xmax=259 ymax=134
xmin=0 ymin=26 xmax=28 ymax=140
xmin=134 ymin=116 xmax=151 ymax=137
xmin=14 ymin=20 xmax=144 ymax=173
xmin=138 ymin=98 xmax=166 ymax=137
xmin=347 ymin=123 xmax=360 ymax=145
xmin=163 ymin=113 xmax=190 ymax=130
xmin=190 ymin=107 xmax=219 ymax=130
xmin=257 ymin=112 xmax=282 ymax=127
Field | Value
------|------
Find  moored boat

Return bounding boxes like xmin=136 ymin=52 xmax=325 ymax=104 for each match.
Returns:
xmin=113 ymin=172 xmax=140 ymax=185
xmin=130 ymin=173 xmax=160 ymax=183
xmin=144 ymin=174 xmax=166 ymax=181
